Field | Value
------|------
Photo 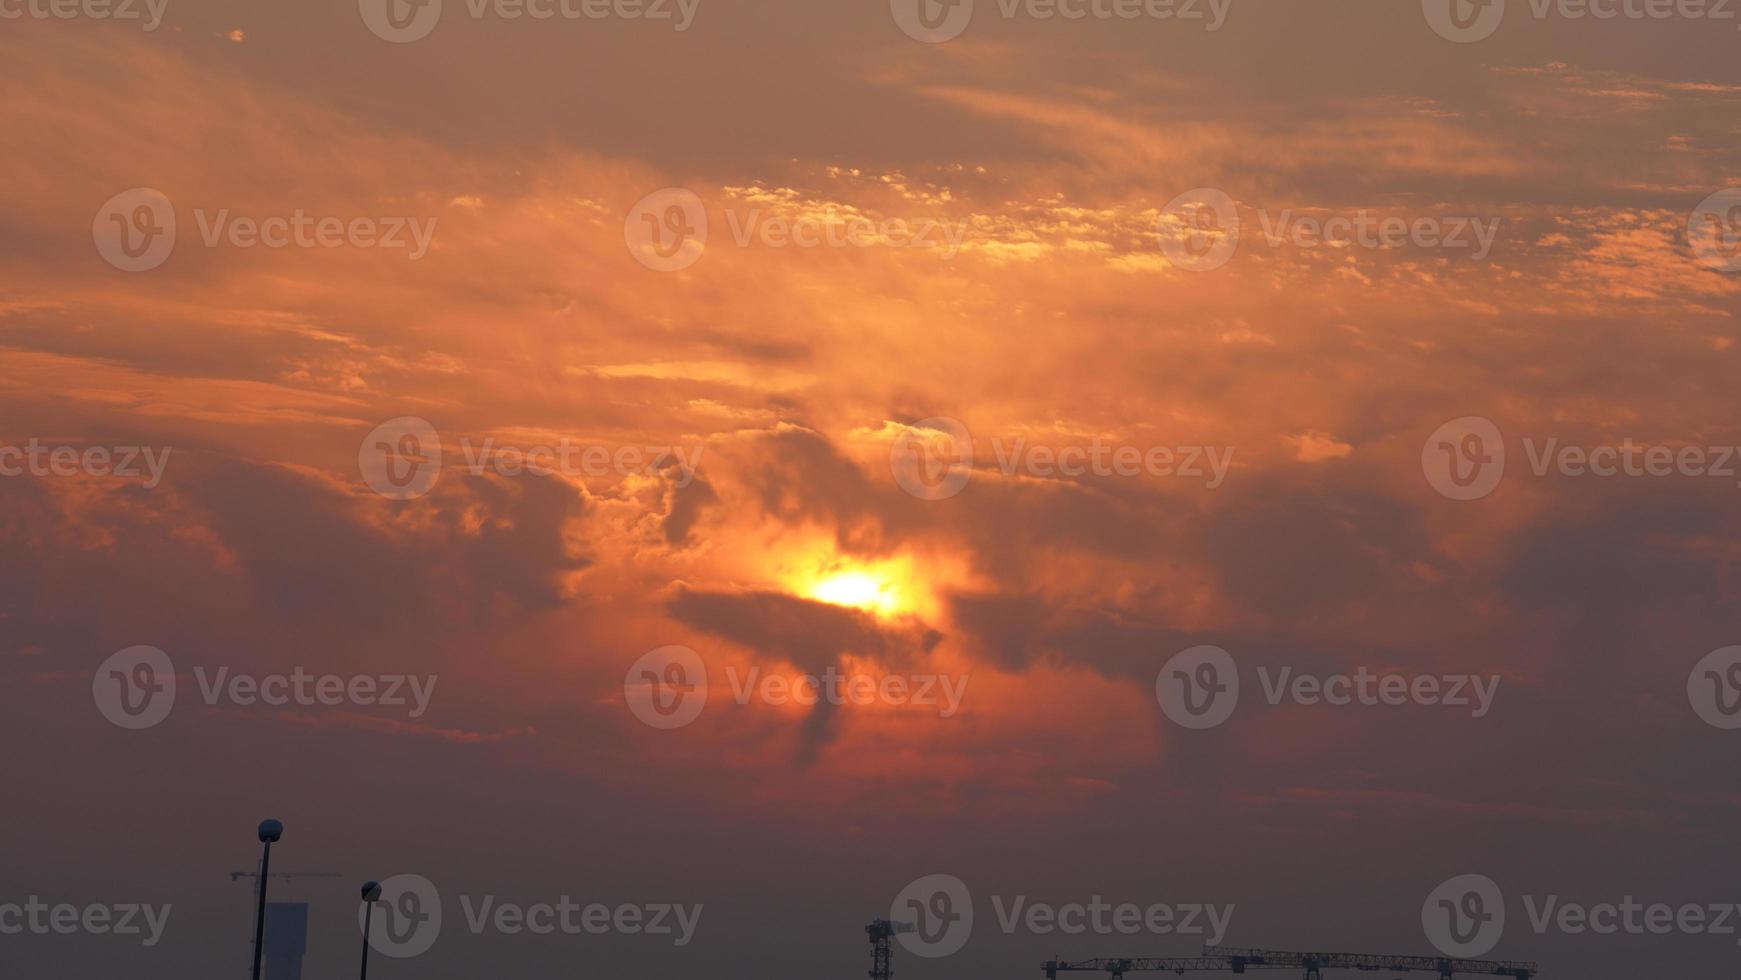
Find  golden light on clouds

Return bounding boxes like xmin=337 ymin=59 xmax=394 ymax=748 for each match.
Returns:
xmin=790 ymin=552 xmax=944 ymax=621
xmin=807 ymin=569 xmax=903 ymax=616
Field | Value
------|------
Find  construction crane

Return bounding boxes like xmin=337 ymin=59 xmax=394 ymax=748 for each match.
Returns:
xmin=866 ymin=919 xmax=916 ymax=980
xmin=1044 ymin=954 xmax=1292 ymax=978
xmin=1205 ymin=945 xmax=1536 ymax=980
xmin=228 ymin=871 xmax=342 ymax=883
xmin=1042 ymin=945 xmax=1538 ymax=980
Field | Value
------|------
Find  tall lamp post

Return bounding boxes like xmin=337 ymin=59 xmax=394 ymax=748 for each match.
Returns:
xmin=249 ymin=819 xmax=284 ymax=980
xmin=358 ymin=881 xmax=383 ymax=980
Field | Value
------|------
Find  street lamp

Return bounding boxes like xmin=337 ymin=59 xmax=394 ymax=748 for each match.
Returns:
xmin=249 ymin=819 xmax=284 ymax=980
xmin=358 ymin=881 xmax=383 ymax=980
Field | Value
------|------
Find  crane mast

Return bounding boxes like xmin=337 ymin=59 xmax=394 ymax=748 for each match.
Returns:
xmin=866 ymin=918 xmax=915 ymax=980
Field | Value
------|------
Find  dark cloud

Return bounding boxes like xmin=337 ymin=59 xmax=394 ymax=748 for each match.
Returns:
xmin=667 ymin=586 xmax=939 ymax=674
xmin=661 ymin=470 xmax=719 ymax=547
xmin=668 ymin=586 xmax=943 ymax=763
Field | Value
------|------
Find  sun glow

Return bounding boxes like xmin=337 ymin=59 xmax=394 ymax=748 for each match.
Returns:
xmin=808 ymin=570 xmax=901 ymax=616
xmin=765 ymin=536 xmax=968 ymax=622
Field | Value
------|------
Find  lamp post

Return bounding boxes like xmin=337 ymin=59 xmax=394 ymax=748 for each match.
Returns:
xmin=358 ymin=881 xmax=383 ymax=980
xmin=249 ymin=819 xmax=284 ymax=980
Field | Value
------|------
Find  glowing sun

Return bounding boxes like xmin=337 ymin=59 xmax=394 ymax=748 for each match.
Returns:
xmin=806 ymin=569 xmax=905 ymax=617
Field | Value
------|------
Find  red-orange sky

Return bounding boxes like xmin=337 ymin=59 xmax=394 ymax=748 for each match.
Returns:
xmin=4 ymin=2 xmax=1741 ymax=978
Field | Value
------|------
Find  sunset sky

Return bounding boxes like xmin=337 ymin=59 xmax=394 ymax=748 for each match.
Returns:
xmin=4 ymin=1 xmax=1741 ymax=977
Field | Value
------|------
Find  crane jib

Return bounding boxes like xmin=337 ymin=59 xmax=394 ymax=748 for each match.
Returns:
xmin=1042 ymin=945 xmax=1539 ymax=980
